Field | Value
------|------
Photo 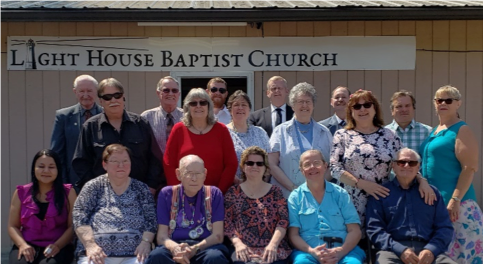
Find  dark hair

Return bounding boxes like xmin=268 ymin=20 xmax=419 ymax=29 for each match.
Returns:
xmin=346 ymin=90 xmax=384 ymax=130
xmin=390 ymin=90 xmax=416 ymax=110
xmin=239 ymin=146 xmax=270 ymax=182
xmin=227 ymin=90 xmax=252 ymax=112
xmin=31 ymin=149 xmax=66 ymax=215
xmin=98 ymin=78 xmax=124 ymax=98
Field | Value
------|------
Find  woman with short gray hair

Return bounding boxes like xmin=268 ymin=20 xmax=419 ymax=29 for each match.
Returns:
xmin=164 ymin=88 xmax=238 ymax=194
xmin=268 ymin=82 xmax=333 ymax=198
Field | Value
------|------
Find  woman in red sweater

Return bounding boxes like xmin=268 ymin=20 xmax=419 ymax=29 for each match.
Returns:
xmin=164 ymin=88 xmax=238 ymax=193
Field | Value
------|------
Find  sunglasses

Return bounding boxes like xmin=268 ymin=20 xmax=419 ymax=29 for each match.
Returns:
xmin=434 ymin=98 xmax=458 ymax=105
xmin=210 ymin=87 xmax=227 ymax=94
xmin=395 ymin=160 xmax=419 ymax=167
xmin=161 ymin=88 xmax=179 ymax=94
xmin=352 ymin=102 xmax=374 ymax=110
xmin=100 ymin=92 xmax=123 ymax=101
xmin=245 ymin=161 xmax=265 ymax=167
xmin=188 ymin=100 xmax=209 ymax=107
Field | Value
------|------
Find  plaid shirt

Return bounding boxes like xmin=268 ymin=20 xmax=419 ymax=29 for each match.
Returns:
xmin=385 ymin=119 xmax=432 ymax=155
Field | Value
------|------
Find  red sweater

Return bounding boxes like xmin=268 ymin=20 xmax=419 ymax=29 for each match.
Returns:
xmin=163 ymin=122 xmax=238 ymax=193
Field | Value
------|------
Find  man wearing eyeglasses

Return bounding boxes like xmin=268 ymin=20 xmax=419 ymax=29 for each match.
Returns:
xmin=206 ymin=77 xmax=231 ymax=124
xmin=50 ymin=75 xmax=103 ymax=193
xmin=319 ymin=86 xmax=351 ymax=135
xmin=72 ymin=78 xmax=164 ymax=193
xmin=141 ymin=76 xmax=183 ymax=153
xmin=248 ymin=76 xmax=294 ymax=137
xmin=385 ymin=90 xmax=432 ymax=155
xmin=366 ymin=148 xmax=455 ymax=264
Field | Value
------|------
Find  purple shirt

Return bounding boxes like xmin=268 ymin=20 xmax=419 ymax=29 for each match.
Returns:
xmin=157 ymin=185 xmax=224 ymax=241
xmin=17 ymin=183 xmax=72 ymax=247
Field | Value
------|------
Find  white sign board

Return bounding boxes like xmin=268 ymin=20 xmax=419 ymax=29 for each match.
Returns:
xmin=8 ymin=36 xmax=415 ymax=71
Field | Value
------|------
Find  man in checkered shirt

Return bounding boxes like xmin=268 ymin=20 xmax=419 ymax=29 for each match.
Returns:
xmin=385 ymin=90 xmax=432 ymax=155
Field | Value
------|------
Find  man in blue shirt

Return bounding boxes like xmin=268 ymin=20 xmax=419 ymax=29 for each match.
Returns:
xmin=366 ymin=148 xmax=455 ymax=264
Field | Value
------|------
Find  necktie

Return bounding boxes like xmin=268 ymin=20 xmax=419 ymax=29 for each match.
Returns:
xmin=166 ymin=113 xmax=174 ymax=140
xmin=275 ymin=108 xmax=282 ymax=127
xmin=340 ymin=120 xmax=346 ymax=128
xmin=84 ymin=110 xmax=92 ymax=124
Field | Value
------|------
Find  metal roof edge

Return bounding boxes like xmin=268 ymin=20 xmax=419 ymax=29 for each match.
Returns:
xmin=3 ymin=7 xmax=483 ymax=22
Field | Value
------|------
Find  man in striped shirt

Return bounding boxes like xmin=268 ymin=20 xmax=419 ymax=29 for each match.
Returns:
xmin=385 ymin=90 xmax=432 ymax=155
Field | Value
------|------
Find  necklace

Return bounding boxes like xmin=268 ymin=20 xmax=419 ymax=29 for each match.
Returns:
xmin=231 ymin=122 xmax=249 ymax=134
xmin=191 ymin=125 xmax=208 ymax=135
xmin=296 ymin=120 xmax=312 ymax=134
xmin=181 ymin=192 xmax=196 ymax=228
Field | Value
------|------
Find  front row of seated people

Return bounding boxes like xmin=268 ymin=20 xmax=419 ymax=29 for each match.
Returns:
xmin=9 ymin=144 xmax=456 ymax=264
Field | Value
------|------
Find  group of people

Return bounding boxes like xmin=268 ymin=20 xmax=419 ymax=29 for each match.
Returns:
xmin=7 ymin=73 xmax=482 ymax=264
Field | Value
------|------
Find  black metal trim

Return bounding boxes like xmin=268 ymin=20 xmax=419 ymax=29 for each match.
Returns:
xmin=2 ymin=7 xmax=483 ymax=22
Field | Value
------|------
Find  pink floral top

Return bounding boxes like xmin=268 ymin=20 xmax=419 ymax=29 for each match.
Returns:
xmin=17 ymin=183 xmax=72 ymax=247
xmin=330 ymin=128 xmax=401 ymax=228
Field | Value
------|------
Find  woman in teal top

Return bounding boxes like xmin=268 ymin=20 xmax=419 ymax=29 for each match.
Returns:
xmin=420 ymin=85 xmax=483 ymax=264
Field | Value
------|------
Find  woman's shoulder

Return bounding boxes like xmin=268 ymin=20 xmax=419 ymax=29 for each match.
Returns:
xmin=16 ymin=182 xmax=34 ymax=200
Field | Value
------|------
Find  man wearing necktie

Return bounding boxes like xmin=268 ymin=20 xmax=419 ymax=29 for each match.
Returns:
xmin=141 ymin=76 xmax=183 ymax=154
xmin=319 ymin=86 xmax=351 ymax=135
xmin=249 ymin=76 xmax=294 ymax=137
xmin=50 ymin=75 xmax=103 ymax=192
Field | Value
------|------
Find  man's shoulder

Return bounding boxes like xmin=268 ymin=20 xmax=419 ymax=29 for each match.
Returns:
xmin=251 ymin=106 xmax=270 ymax=116
xmin=140 ymin=107 xmax=160 ymax=117
xmin=319 ymin=115 xmax=334 ymax=127
xmin=55 ymin=104 xmax=80 ymax=116
xmin=414 ymin=121 xmax=432 ymax=130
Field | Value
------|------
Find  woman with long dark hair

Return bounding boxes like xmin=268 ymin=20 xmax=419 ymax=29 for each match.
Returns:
xmin=8 ymin=149 xmax=77 ymax=264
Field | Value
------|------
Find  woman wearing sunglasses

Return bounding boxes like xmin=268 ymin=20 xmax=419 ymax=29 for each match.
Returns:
xmin=420 ymin=85 xmax=482 ymax=263
xmin=224 ymin=146 xmax=292 ymax=264
xmin=226 ymin=90 xmax=270 ymax=183
xmin=164 ymin=88 xmax=238 ymax=194
xmin=268 ymin=82 xmax=333 ymax=198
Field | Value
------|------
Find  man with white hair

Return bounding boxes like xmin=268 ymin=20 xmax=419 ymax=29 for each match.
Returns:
xmin=366 ymin=148 xmax=455 ymax=264
xmin=50 ymin=74 xmax=103 ymax=192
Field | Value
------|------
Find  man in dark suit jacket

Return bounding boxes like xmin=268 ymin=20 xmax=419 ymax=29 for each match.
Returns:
xmin=319 ymin=86 xmax=351 ymax=135
xmin=50 ymin=75 xmax=102 ymax=192
xmin=248 ymin=76 xmax=294 ymax=137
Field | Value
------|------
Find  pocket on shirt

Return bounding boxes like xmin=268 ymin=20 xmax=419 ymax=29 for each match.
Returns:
xmin=298 ymin=207 xmax=318 ymax=231
xmin=93 ymin=142 xmax=106 ymax=158
xmin=327 ymin=208 xmax=345 ymax=230
xmin=127 ymin=139 xmax=145 ymax=156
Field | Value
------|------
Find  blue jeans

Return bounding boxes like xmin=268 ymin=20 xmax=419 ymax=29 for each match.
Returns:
xmin=291 ymin=245 xmax=365 ymax=264
xmin=145 ymin=243 xmax=229 ymax=264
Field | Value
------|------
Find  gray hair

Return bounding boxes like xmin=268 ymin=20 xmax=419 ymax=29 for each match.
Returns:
xmin=73 ymin=75 xmax=98 ymax=89
xmin=179 ymin=154 xmax=205 ymax=170
xmin=395 ymin=147 xmax=421 ymax=162
xmin=156 ymin=76 xmax=179 ymax=91
xmin=288 ymin=82 xmax=317 ymax=106
xmin=435 ymin=85 xmax=462 ymax=101
xmin=181 ymin=88 xmax=217 ymax=127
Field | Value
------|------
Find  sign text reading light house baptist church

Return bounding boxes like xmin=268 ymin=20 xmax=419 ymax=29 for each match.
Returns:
xmin=8 ymin=37 xmax=416 ymax=71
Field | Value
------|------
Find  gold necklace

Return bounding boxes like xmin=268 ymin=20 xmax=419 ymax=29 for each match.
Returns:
xmin=191 ymin=125 xmax=208 ymax=135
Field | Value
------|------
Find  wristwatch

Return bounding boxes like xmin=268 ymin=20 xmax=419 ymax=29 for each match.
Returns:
xmin=451 ymin=196 xmax=461 ymax=202
xmin=193 ymin=245 xmax=200 ymax=253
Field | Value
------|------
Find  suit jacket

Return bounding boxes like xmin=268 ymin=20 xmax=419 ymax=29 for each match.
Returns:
xmin=248 ymin=105 xmax=294 ymax=137
xmin=50 ymin=103 xmax=102 ymax=189
xmin=319 ymin=114 xmax=344 ymax=136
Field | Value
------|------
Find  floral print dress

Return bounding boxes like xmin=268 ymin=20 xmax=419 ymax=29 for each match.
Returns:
xmin=330 ymin=128 xmax=401 ymax=230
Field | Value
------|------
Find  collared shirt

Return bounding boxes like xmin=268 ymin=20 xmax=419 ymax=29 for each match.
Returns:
xmin=141 ymin=106 xmax=183 ymax=153
xmin=365 ymin=178 xmax=453 ymax=258
xmin=72 ymin=111 xmax=164 ymax=190
xmin=288 ymin=181 xmax=360 ymax=248
xmin=80 ymin=104 xmax=102 ymax=123
xmin=385 ymin=119 xmax=432 ymax=155
xmin=215 ymin=105 xmax=231 ymax=125
xmin=270 ymin=118 xmax=333 ymax=198
xmin=271 ymin=104 xmax=288 ymax=130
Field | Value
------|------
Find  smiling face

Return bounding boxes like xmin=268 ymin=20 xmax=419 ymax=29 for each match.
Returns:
xmin=207 ymin=81 xmax=228 ymax=108
xmin=230 ymin=97 xmax=250 ymax=123
xmin=74 ymin=78 xmax=97 ymax=110
xmin=330 ymin=87 xmax=350 ymax=112
xmin=392 ymin=149 xmax=420 ymax=182
xmin=434 ymin=92 xmax=461 ymax=117
xmin=351 ymin=98 xmax=376 ymax=126
xmin=189 ymin=97 xmax=209 ymax=121
xmin=267 ymin=79 xmax=289 ymax=107
xmin=100 ymin=85 xmax=125 ymax=117
xmin=300 ymin=151 xmax=327 ymax=182
xmin=391 ymin=95 xmax=415 ymax=125
xmin=242 ymin=154 xmax=267 ymax=181
xmin=34 ymin=155 xmax=58 ymax=185
xmin=102 ymin=150 xmax=132 ymax=180
xmin=293 ymin=94 xmax=314 ymax=121
xmin=157 ymin=78 xmax=180 ymax=110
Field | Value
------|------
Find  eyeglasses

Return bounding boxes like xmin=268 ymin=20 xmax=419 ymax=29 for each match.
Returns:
xmin=107 ymin=159 xmax=131 ymax=166
xmin=161 ymin=88 xmax=179 ymax=94
xmin=302 ymin=160 xmax=325 ymax=169
xmin=244 ymin=161 xmax=265 ymax=167
xmin=210 ymin=87 xmax=227 ymax=94
xmin=295 ymin=100 xmax=312 ymax=106
xmin=269 ymin=87 xmax=284 ymax=92
xmin=188 ymin=100 xmax=209 ymax=107
xmin=434 ymin=98 xmax=458 ymax=105
xmin=100 ymin=92 xmax=123 ymax=101
xmin=352 ymin=102 xmax=374 ymax=110
xmin=394 ymin=160 xmax=419 ymax=167
xmin=183 ymin=172 xmax=203 ymax=179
